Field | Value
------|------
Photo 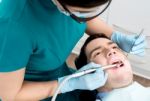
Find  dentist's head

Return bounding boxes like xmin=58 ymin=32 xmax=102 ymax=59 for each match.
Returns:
xmin=52 ymin=0 xmax=111 ymax=22
xmin=76 ymin=34 xmax=133 ymax=90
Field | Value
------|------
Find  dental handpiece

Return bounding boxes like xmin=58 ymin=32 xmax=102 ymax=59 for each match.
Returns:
xmin=71 ymin=64 xmax=117 ymax=78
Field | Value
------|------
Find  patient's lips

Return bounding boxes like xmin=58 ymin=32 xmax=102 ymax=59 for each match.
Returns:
xmin=110 ymin=60 xmax=124 ymax=70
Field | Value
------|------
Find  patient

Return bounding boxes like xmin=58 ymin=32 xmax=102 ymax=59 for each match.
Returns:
xmin=75 ymin=34 xmax=150 ymax=101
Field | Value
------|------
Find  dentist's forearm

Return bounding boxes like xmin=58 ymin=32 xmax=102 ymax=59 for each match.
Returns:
xmin=14 ymin=80 xmax=58 ymax=101
xmin=86 ymin=17 xmax=114 ymax=38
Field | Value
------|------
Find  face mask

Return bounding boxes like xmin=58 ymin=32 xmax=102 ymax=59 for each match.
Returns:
xmin=71 ymin=2 xmax=110 ymax=18
xmin=52 ymin=0 xmax=70 ymax=16
xmin=71 ymin=7 xmax=104 ymax=18
xmin=52 ymin=0 xmax=109 ymax=18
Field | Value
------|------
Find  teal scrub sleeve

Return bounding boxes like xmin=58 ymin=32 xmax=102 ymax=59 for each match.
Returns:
xmin=0 ymin=18 xmax=33 ymax=72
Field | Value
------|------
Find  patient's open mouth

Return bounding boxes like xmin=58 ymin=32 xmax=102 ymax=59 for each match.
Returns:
xmin=111 ymin=60 xmax=124 ymax=69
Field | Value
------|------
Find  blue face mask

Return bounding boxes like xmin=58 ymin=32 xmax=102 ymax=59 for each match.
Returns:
xmin=52 ymin=0 xmax=70 ymax=16
xmin=52 ymin=0 xmax=109 ymax=18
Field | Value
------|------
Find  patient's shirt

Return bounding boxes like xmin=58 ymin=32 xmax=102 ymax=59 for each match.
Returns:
xmin=96 ymin=82 xmax=150 ymax=101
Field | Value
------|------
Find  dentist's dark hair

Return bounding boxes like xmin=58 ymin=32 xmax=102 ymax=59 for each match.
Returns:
xmin=75 ymin=34 xmax=109 ymax=70
xmin=58 ymin=0 xmax=110 ymax=8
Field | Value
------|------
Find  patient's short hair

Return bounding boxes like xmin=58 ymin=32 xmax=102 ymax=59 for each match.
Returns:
xmin=75 ymin=34 xmax=109 ymax=69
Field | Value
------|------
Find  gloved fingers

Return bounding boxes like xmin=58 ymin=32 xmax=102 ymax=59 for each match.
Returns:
xmin=127 ymin=34 xmax=137 ymax=40
xmin=134 ymin=34 xmax=145 ymax=45
xmin=138 ymin=52 xmax=145 ymax=57
xmin=131 ymin=39 xmax=146 ymax=56
xmin=96 ymin=67 xmax=104 ymax=72
xmin=95 ymin=69 xmax=108 ymax=86
xmin=78 ymin=62 xmax=101 ymax=72
xmin=89 ymin=62 xmax=101 ymax=68
xmin=131 ymin=41 xmax=146 ymax=51
xmin=100 ymin=73 xmax=108 ymax=85
xmin=95 ymin=68 xmax=107 ymax=81
xmin=58 ymin=77 xmax=64 ymax=84
xmin=85 ymin=68 xmax=105 ymax=80
xmin=79 ymin=68 xmax=108 ymax=90
xmin=131 ymin=49 xmax=145 ymax=54
xmin=85 ymin=68 xmax=107 ymax=89
xmin=131 ymin=52 xmax=145 ymax=57
xmin=130 ymin=49 xmax=145 ymax=56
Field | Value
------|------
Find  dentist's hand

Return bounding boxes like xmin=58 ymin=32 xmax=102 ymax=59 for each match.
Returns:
xmin=111 ymin=31 xmax=146 ymax=56
xmin=58 ymin=62 xmax=108 ymax=93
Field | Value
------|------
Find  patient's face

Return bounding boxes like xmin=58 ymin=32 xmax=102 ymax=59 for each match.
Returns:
xmin=85 ymin=38 xmax=133 ymax=89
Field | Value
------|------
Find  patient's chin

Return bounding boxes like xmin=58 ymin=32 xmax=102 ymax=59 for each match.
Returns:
xmin=108 ymin=73 xmax=133 ymax=89
xmin=98 ymin=77 xmax=133 ymax=92
xmin=112 ymin=76 xmax=133 ymax=89
xmin=115 ymin=80 xmax=132 ymax=89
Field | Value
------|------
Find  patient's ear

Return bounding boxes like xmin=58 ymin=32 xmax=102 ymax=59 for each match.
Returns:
xmin=74 ymin=49 xmax=89 ymax=70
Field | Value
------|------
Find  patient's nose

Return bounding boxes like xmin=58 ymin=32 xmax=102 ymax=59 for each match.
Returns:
xmin=107 ymin=49 xmax=116 ymax=57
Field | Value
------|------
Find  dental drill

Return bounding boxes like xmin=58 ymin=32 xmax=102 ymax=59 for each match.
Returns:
xmin=51 ymin=64 xmax=116 ymax=101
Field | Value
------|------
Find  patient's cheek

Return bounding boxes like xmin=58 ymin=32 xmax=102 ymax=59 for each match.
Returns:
xmin=93 ymin=58 xmax=107 ymax=66
xmin=92 ymin=60 xmax=105 ymax=66
xmin=106 ymin=69 xmax=133 ymax=88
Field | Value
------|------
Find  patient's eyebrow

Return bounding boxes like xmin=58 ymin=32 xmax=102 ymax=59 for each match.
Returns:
xmin=89 ymin=41 xmax=116 ymax=58
xmin=108 ymin=41 xmax=115 ymax=45
xmin=89 ymin=46 xmax=102 ymax=58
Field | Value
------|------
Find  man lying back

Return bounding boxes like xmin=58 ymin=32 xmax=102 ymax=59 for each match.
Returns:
xmin=75 ymin=34 xmax=150 ymax=101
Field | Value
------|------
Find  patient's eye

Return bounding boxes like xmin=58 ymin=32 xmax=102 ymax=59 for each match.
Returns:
xmin=112 ymin=44 xmax=119 ymax=49
xmin=113 ymin=46 xmax=118 ymax=49
xmin=96 ymin=52 xmax=101 ymax=55
xmin=94 ymin=52 xmax=101 ymax=57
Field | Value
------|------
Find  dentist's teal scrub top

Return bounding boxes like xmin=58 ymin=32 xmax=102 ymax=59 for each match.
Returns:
xmin=0 ymin=0 xmax=86 ymax=101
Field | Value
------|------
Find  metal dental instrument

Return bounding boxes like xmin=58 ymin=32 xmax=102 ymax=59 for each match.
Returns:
xmin=126 ymin=29 xmax=144 ymax=57
xmin=51 ymin=64 xmax=116 ymax=101
xmin=70 ymin=64 xmax=117 ymax=78
xmin=102 ymin=64 xmax=117 ymax=70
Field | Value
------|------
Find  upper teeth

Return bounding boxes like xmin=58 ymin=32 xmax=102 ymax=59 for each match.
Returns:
xmin=113 ymin=61 xmax=122 ymax=64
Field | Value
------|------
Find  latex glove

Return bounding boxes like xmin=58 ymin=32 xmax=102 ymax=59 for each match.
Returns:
xmin=58 ymin=62 xmax=108 ymax=93
xmin=111 ymin=31 xmax=146 ymax=56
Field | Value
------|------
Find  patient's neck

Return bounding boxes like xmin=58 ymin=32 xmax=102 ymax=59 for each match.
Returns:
xmin=97 ymin=86 xmax=112 ymax=93
xmin=97 ymin=81 xmax=134 ymax=93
